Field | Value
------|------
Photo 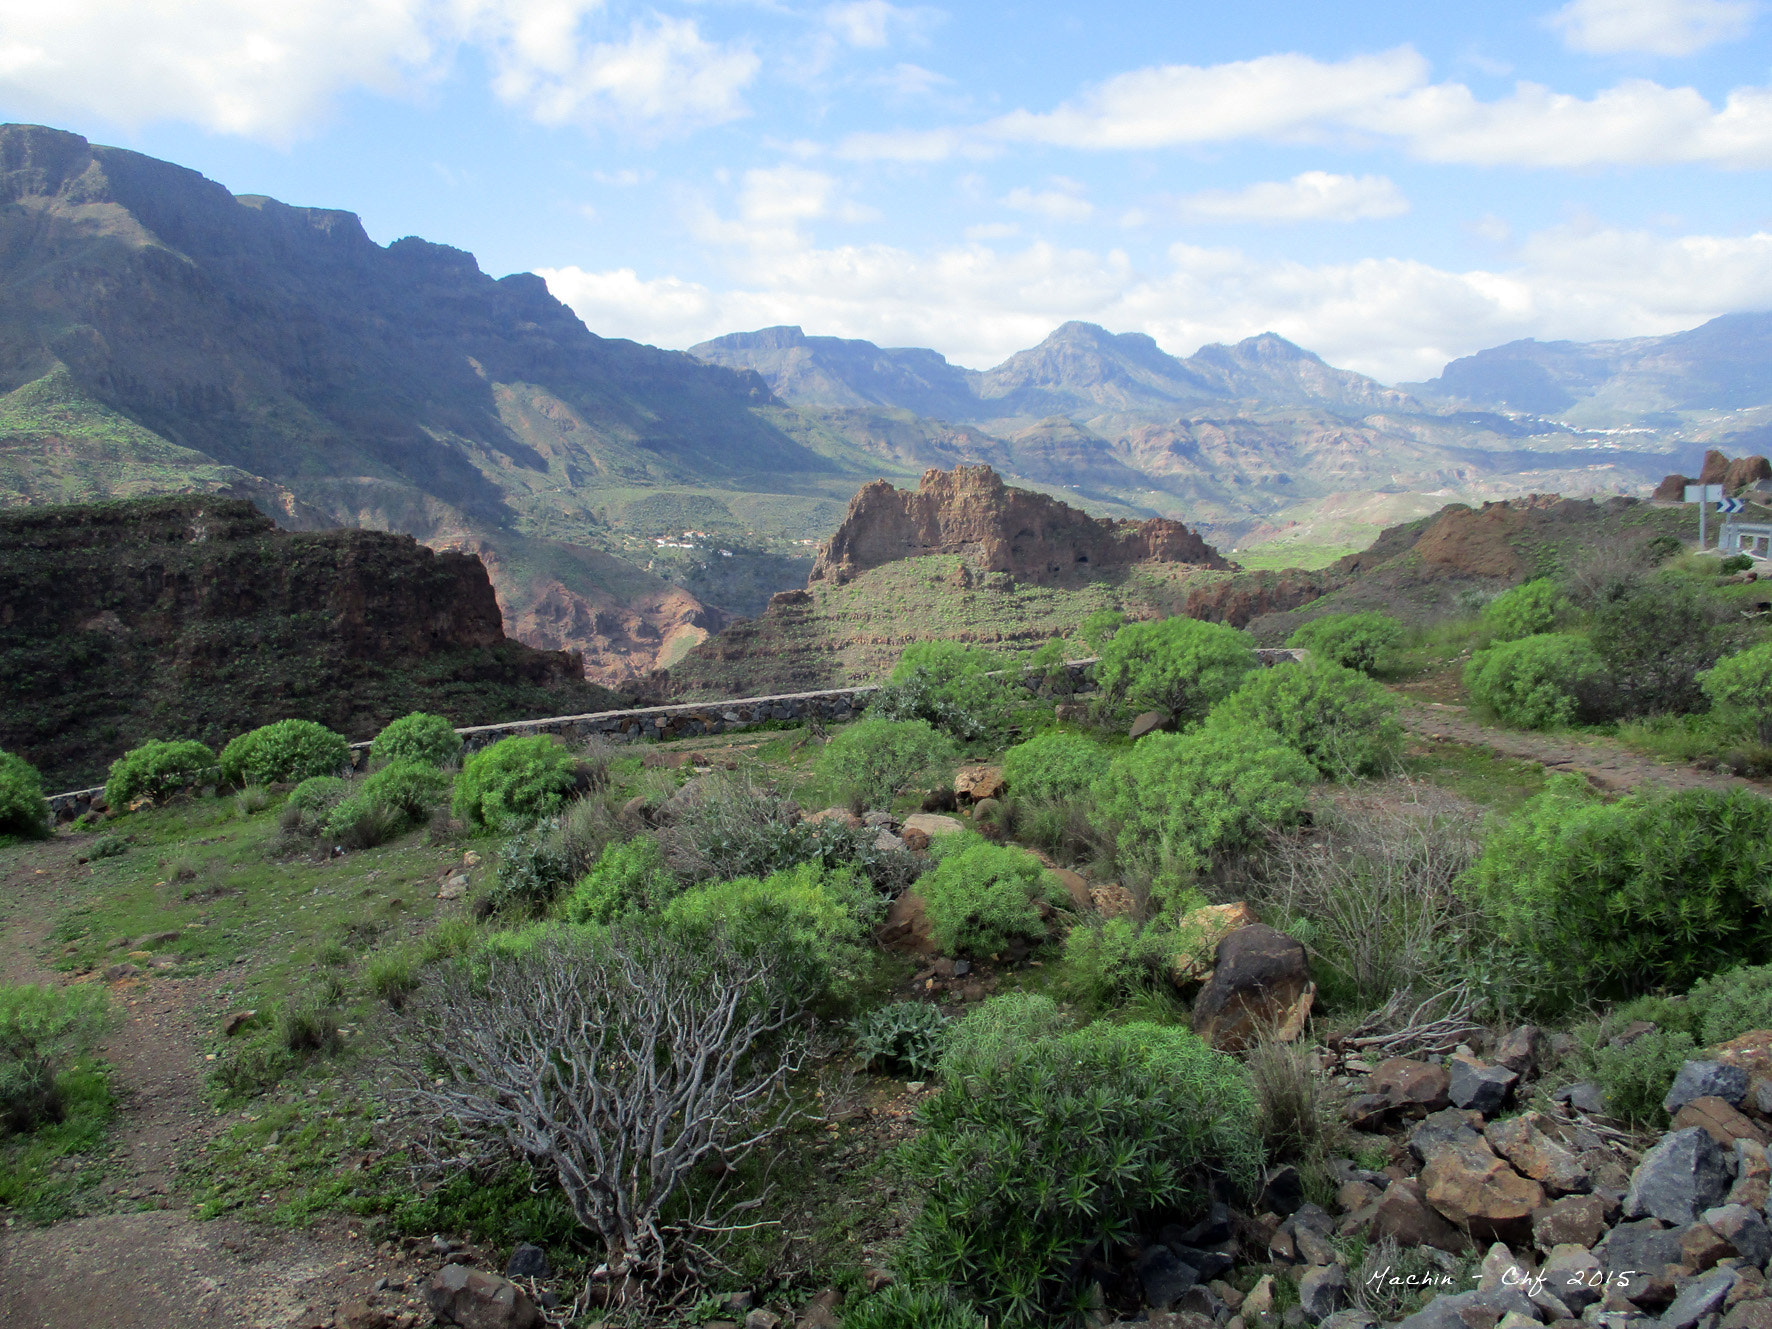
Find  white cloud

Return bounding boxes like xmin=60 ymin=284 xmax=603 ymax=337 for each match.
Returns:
xmin=538 ymin=221 xmax=1772 ymax=382
xmin=847 ymin=46 xmax=1772 ymax=168
xmin=0 ymin=0 xmax=757 ymax=140
xmin=738 ymin=165 xmax=840 ymax=223
xmin=1178 ymin=172 xmax=1409 ymax=223
xmin=821 ymin=1 xmax=923 ymax=48
xmin=1002 ymin=178 xmax=1094 ymax=222
xmin=1548 ymin=0 xmax=1757 ymax=56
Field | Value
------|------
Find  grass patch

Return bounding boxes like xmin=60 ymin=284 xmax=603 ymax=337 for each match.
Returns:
xmin=0 ymin=1061 xmax=116 ymax=1223
xmin=1400 ymin=738 xmax=1547 ymax=812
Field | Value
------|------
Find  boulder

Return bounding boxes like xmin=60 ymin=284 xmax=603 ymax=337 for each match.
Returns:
xmin=336 ymin=1303 xmax=392 ymax=1329
xmin=1448 ymin=1056 xmax=1517 ymax=1116
xmin=1420 ymin=1136 xmax=1547 ymax=1245
xmin=1729 ymin=1139 xmax=1771 ymax=1209
xmin=1258 ymin=1165 xmax=1306 ymax=1217
xmin=953 ymin=765 xmax=1006 ymax=801
xmin=1089 ymin=883 xmax=1137 ymax=918
xmin=1408 ymin=1108 xmax=1486 ymax=1165
xmin=806 ymin=807 xmax=863 ymax=830
xmin=1170 ymin=902 xmax=1262 ymax=985
xmin=1494 ymin=1025 xmax=1546 ymax=1078
xmin=1540 ymin=1244 xmax=1604 ymax=1312
xmin=1553 ymin=1081 xmax=1607 ymax=1114
xmin=874 ymin=891 xmax=937 ymax=955
xmin=1665 ymin=1061 xmax=1752 ymax=1114
xmin=1533 ymin=1193 xmax=1611 ymax=1251
xmin=1484 ymin=1112 xmax=1590 ymax=1195
xmin=1624 ymin=1127 xmax=1733 ymax=1225
xmin=1370 ymin=1180 xmax=1469 ymax=1253
xmin=1724 ymin=1305 xmax=1772 ymax=1329
xmin=1344 ymin=1094 xmax=1390 ymax=1131
xmin=504 ymin=1243 xmax=550 ymax=1279
xmin=1138 ymin=1245 xmax=1200 ymax=1309
xmin=901 ymin=813 xmax=965 ymax=839
xmin=1598 ymin=1218 xmax=1688 ymax=1282
xmin=1296 ymin=1265 xmax=1350 ymax=1325
xmin=1129 ymin=710 xmax=1174 ymax=740
xmin=1680 ymin=1219 xmax=1734 ymax=1271
xmin=1371 ymin=1058 xmax=1452 ymax=1115
xmin=744 ymin=1312 xmax=782 ymax=1329
xmin=1655 ymin=473 xmax=1695 ymax=502
xmin=900 ymin=828 xmax=931 ymax=852
xmin=1703 ymin=1203 xmax=1772 ymax=1266
xmin=1672 ymin=1095 xmax=1769 ymax=1148
xmin=1661 ymin=1267 xmax=1738 ymax=1329
xmin=425 ymin=1265 xmax=543 ymax=1329
xmin=1052 ymin=868 xmax=1094 ymax=912
xmin=1190 ymin=925 xmax=1311 ymax=1051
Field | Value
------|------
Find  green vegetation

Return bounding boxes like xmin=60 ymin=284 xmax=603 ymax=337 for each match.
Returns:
xmin=0 ymin=984 xmax=111 ymax=1132
xmin=1094 ymin=617 xmax=1258 ymax=722
xmin=1480 ymin=578 xmax=1564 ymax=642
xmin=564 ymin=836 xmax=678 ymax=924
xmin=452 ymin=735 xmax=581 ymax=831
xmin=851 ymin=1003 xmax=951 ymax=1077
xmin=1463 ymin=633 xmax=1604 ymax=729
xmin=219 ymin=720 xmax=351 ymax=788
xmin=816 ymin=718 xmax=960 ymax=810
xmin=919 ymin=837 xmax=1067 ymax=956
xmin=1285 ymin=612 xmax=1403 ymax=674
xmin=103 ymin=739 xmax=217 ymax=808
xmin=1701 ymin=642 xmax=1772 ymax=743
xmin=873 ymin=642 xmax=1022 ymax=743
xmin=1206 ymin=661 xmax=1402 ymax=777
xmin=899 ymin=1013 xmax=1260 ymax=1327
xmin=0 ymin=749 xmax=50 ymax=839
xmin=370 ymin=711 xmax=463 ymax=768
xmin=1001 ymin=731 xmax=1111 ymax=803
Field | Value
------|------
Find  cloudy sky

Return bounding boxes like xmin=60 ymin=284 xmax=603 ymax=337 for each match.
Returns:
xmin=1 ymin=0 xmax=1769 ymax=381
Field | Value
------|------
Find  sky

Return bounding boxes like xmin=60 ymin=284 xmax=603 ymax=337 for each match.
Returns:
xmin=0 ymin=0 xmax=1769 ymax=382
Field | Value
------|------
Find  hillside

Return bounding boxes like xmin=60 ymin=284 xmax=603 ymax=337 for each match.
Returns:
xmin=0 ymin=124 xmax=909 ymax=682
xmin=0 ymin=496 xmax=621 ymax=788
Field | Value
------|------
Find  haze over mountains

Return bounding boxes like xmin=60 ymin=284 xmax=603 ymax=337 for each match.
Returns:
xmin=1 ymin=123 xmax=1769 ymax=682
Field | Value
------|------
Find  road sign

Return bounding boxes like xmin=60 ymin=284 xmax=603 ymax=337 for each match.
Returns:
xmin=1687 ymin=484 xmax=1725 ymax=502
xmin=1720 ymin=497 xmax=1747 ymax=514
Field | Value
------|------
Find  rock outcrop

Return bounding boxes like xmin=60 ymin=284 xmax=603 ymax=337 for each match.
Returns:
xmin=1655 ymin=451 xmax=1772 ymax=502
xmin=810 ymin=466 xmax=1229 ymax=585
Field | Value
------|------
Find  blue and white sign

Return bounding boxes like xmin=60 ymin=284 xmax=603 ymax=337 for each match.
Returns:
xmin=1720 ymin=497 xmax=1747 ymax=514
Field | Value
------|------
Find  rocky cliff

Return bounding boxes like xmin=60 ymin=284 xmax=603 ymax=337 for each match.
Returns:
xmin=0 ymin=496 xmax=622 ymax=787
xmin=810 ymin=465 xmax=1230 ymax=585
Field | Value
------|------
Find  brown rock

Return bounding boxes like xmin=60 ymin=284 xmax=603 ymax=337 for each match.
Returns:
xmin=1484 ymin=1112 xmax=1591 ymax=1195
xmin=1494 ymin=1025 xmax=1546 ymax=1077
xmin=901 ymin=812 xmax=965 ymax=839
xmin=1709 ymin=1030 xmax=1772 ymax=1084
xmin=338 ymin=1303 xmax=393 ymax=1329
xmin=1089 ymin=883 xmax=1137 ymax=917
xmin=1533 ymin=1193 xmax=1611 ymax=1251
xmin=1371 ymin=1058 xmax=1452 ymax=1115
xmin=1170 ymin=902 xmax=1262 ymax=984
xmin=1421 ymin=1137 xmax=1547 ymax=1245
xmin=1674 ymin=1096 xmax=1771 ymax=1148
xmin=102 ymin=963 xmax=140 ymax=982
xmin=1682 ymin=1221 xmax=1735 ymax=1272
xmin=424 ymin=1265 xmax=542 ymax=1329
xmin=810 ymin=465 xmax=1229 ymax=586
xmin=1337 ymin=1180 xmax=1381 ymax=1215
xmin=876 ymin=892 xmax=938 ymax=955
xmin=954 ymin=765 xmax=1006 ymax=801
xmin=1191 ymin=924 xmax=1310 ymax=1051
xmin=1723 ymin=1304 xmax=1772 ymax=1329
xmin=1655 ymin=473 xmax=1696 ymax=503
xmin=1129 ymin=710 xmax=1174 ymax=740
xmin=1370 ymin=1179 xmax=1469 ymax=1253
xmin=806 ymin=807 xmax=863 ymax=829
xmin=1051 ymin=868 xmax=1094 ymax=912
xmin=1346 ymin=1094 xmax=1391 ymax=1131
xmin=795 ymin=1289 xmax=843 ymax=1329
xmin=223 ymin=1009 xmax=257 ymax=1036
xmin=900 ymin=828 xmax=931 ymax=852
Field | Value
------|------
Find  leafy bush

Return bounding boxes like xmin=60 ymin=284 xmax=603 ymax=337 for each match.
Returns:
xmin=219 ymin=720 xmax=349 ymax=788
xmin=484 ymin=820 xmax=575 ymax=917
xmin=938 ymin=993 xmax=1074 ymax=1080
xmin=452 ymin=735 xmax=581 ymax=831
xmin=358 ymin=760 xmax=451 ymax=825
xmin=0 ymin=983 xmax=111 ymax=1131
xmin=371 ymin=711 xmax=463 ymax=768
xmin=1206 ymin=660 xmax=1402 ymax=778
xmin=871 ymin=642 xmax=1021 ymax=743
xmin=288 ymin=775 xmax=349 ymax=814
xmin=839 ymin=1286 xmax=989 ymax=1329
xmin=1480 ymin=579 xmax=1564 ymax=643
xmin=919 ymin=836 xmax=1067 ymax=956
xmin=1722 ymin=553 xmax=1755 ymax=575
xmin=900 ymin=1020 xmax=1262 ymax=1327
xmin=1096 ymin=727 xmax=1315 ymax=894
xmin=1593 ymin=1028 xmax=1695 ymax=1126
xmin=1094 ymin=617 xmax=1258 ymax=723
xmin=816 ymin=718 xmax=960 ymax=811
xmin=1590 ymin=577 xmax=1731 ymax=716
xmin=1001 ymin=731 xmax=1111 ymax=803
xmin=1702 ymin=642 xmax=1772 ymax=743
xmin=1060 ymin=915 xmax=1177 ymax=1007
xmin=851 ymin=1003 xmax=951 ymax=1077
xmin=1285 ymin=612 xmax=1403 ymax=674
xmin=1463 ymin=633 xmax=1604 ymax=729
xmin=660 ymin=861 xmax=879 ymax=1001
xmin=1078 ymin=608 xmax=1125 ymax=654
xmin=564 ymin=836 xmax=679 ymax=924
xmin=103 ymin=739 xmax=216 ymax=808
xmin=0 ymin=749 xmax=51 ymax=840
xmin=1470 ymin=776 xmax=1772 ymax=1000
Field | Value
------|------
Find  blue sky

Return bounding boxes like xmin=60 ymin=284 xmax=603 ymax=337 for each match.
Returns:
xmin=1 ymin=0 xmax=1769 ymax=381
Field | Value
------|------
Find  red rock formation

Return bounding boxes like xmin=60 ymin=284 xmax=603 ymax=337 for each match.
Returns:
xmin=1653 ymin=473 xmax=1693 ymax=502
xmin=1182 ymin=572 xmax=1334 ymax=627
xmin=1698 ymin=450 xmax=1772 ymax=491
xmin=810 ymin=465 xmax=1228 ymax=584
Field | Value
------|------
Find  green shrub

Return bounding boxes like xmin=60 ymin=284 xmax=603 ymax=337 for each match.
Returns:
xmin=1078 ymin=608 xmax=1125 ymax=654
xmin=0 ymin=750 xmax=51 ymax=840
xmin=452 ymin=735 xmax=581 ymax=831
xmin=277 ymin=988 xmax=342 ymax=1056
xmin=103 ymin=739 xmax=216 ymax=808
xmin=1285 ymin=612 xmax=1403 ymax=674
xmin=1702 ymin=642 xmax=1772 ymax=743
xmin=839 ymin=1286 xmax=988 ymax=1329
xmin=288 ymin=776 xmax=349 ymax=814
xmin=919 ymin=836 xmax=1067 ymax=956
xmin=938 ymin=993 xmax=1074 ymax=1080
xmin=564 ymin=836 xmax=678 ymax=924
xmin=365 ymin=947 xmax=420 ymax=1010
xmin=359 ymin=760 xmax=451 ymax=825
xmin=1593 ymin=1028 xmax=1696 ymax=1125
xmin=900 ymin=1020 xmax=1262 ymax=1327
xmin=371 ymin=711 xmax=463 ymax=768
xmin=1480 ymin=579 xmax=1565 ymax=642
xmin=1096 ymin=727 xmax=1315 ymax=893
xmin=817 ymin=718 xmax=960 ymax=811
xmin=660 ymin=861 xmax=878 ymax=1000
xmin=851 ymin=1003 xmax=952 ymax=1077
xmin=1470 ymin=776 xmax=1772 ymax=1000
xmin=1060 ymin=915 xmax=1177 ymax=1007
xmin=1001 ymin=731 xmax=1111 ymax=803
xmin=484 ymin=820 xmax=574 ymax=917
xmin=1464 ymin=633 xmax=1604 ymax=729
xmin=1591 ymin=577 xmax=1731 ymax=716
xmin=0 ymin=983 xmax=111 ymax=1131
xmin=219 ymin=720 xmax=349 ymax=787
xmin=1094 ymin=617 xmax=1258 ymax=723
xmin=1722 ymin=554 xmax=1755 ymax=575
xmin=321 ymin=795 xmax=401 ymax=850
xmin=872 ymin=641 xmax=1021 ymax=742
xmin=1206 ymin=660 xmax=1402 ymax=778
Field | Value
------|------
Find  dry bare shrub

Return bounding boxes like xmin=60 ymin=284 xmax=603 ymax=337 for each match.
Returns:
xmin=392 ymin=926 xmax=810 ymax=1290
xmin=1246 ymin=1037 xmax=1345 ymax=1164
xmin=1252 ymin=786 xmax=1482 ymax=1006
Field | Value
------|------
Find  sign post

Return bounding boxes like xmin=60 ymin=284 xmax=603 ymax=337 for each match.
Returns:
xmin=1686 ymin=484 xmax=1725 ymax=548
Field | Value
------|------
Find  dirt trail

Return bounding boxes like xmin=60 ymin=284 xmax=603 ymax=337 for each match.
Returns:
xmin=0 ymin=841 xmax=404 ymax=1329
xmin=1399 ymin=701 xmax=1770 ymax=797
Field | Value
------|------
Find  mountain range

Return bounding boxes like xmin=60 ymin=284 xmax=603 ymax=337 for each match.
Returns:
xmin=1 ymin=123 xmax=1768 ymax=682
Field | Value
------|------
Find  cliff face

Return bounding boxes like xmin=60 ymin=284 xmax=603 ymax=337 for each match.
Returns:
xmin=810 ymin=465 xmax=1230 ymax=585
xmin=0 ymin=496 xmax=621 ymax=787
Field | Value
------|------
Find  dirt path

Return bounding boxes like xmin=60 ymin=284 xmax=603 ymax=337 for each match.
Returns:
xmin=1399 ymin=701 xmax=1770 ymax=797
xmin=0 ymin=841 xmax=414 ymax=1329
